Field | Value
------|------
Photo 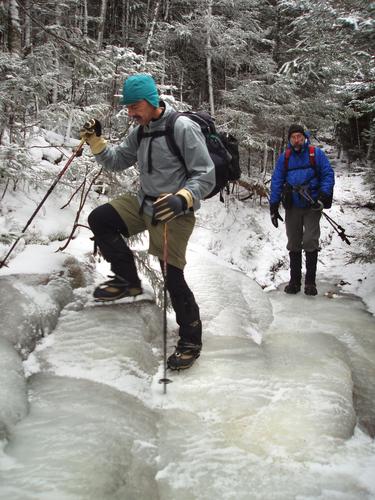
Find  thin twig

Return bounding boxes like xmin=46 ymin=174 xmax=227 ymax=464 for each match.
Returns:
xmin=57 ymin=168 xmax=102 ymax=251
xmin=60 ymin=179 xmax=86 ymax=209
xmin=1 ymin=179 xmax=10 ymax=202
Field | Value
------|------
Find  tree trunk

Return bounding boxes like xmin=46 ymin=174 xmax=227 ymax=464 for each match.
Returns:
xmin=97 ymin=0 xmax=108 ymax=50
xmin=146 ymin=0 xmax=151 ymax=30
xmin=272 ymin=8 xmax=281 ymax=69
xmin=160 ymin=49 xmax=166 ymax=85
xmin=122 ymin=0 xmax=129 ymax=45
xmin=34 ymin=93 xmax=39 ymax=120
xmin=143 ymin=0 xmax=160 ymax=66
xmin=224 ymin=59 xmax=227 ymax=91
xmin=8 ymin=0 xmax=22 ymax=55
xmin=24 ymin=0 xmax=32 ymax=52
xmin=366 ymin=123 xmax=374 ymax=161
xmin=65 ymin=110 xmax=73 ymax=143
xmin=206 ymin=0 xmax=215 ymax=115
xmin=180 ymin=69 xmax=184 ymax=103
xmin=52 ymin=2 xmax=61 ymax=104
xmin=83 ymin=0 xmax=88 ymax=38
xmin=262 ymin=144 xmax=268 ymax=174
xmin=52 ymin=50 xmax=59 ymax=104
xmin=163 ymin=0 xmax=170 ymax=21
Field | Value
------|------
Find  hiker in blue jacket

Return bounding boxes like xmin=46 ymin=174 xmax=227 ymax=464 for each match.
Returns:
xmin=80 ymin=73 xmax=215 ymax=370
xmin=269 ymin=124 xmax=335 ymax=296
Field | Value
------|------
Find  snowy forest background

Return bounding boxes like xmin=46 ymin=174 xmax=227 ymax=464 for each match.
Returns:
xmin=1 ymin=0 xmax=374 ymax=202
xmin=1 ymin=2 xmax=375 ymax=498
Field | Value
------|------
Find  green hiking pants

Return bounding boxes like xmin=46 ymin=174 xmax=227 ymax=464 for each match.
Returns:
xmin=110 ymin=194 xmax=195 ymax=269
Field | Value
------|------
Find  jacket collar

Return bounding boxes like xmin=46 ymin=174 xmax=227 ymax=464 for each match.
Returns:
xmin=144 ymin=101 xmax=175 ymax=131
xmin=288 ymin=138 xmax=311 ymax=153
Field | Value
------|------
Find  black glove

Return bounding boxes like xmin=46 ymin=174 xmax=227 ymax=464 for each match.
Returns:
xmin=270 ymin=203 xmax=283 ymax=228
xmin=318 ymin=190 xmax=332 ymax=209
xmin=81 ymin=118 xmax=102 ymax=137
xmin=79 ymin=119 xmax=106 ymax=154
xmin=153 ymin=194 xmax=187 ymax=223
xmin=311 ymin=199 xmax=324 ymax=211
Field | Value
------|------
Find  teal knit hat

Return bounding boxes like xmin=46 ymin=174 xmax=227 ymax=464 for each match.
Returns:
xmin=120 ymin=74 xmax=159 ymax=107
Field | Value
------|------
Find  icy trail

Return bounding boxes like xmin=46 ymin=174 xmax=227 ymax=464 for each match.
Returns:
xmin=1 ymin=245 xmax=375 ymax=500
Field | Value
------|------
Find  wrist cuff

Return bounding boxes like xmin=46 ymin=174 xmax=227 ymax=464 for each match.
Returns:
xmin=176 ymin=188 xmax=194 ymax=209
xmin=89 ymin=136 xmax=107 ymax=155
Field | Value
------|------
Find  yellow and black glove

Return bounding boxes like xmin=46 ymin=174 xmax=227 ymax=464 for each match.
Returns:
xmin=153 ymin=189 xmax=193 ymax=223
xmin=79 ymin=118 xmax=107 ymax=155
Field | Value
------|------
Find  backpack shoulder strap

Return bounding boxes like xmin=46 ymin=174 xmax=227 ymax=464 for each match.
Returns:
xmin=309 ymin=145 xmax=320 ymax=179
xmin=284 ymin=145 xmax=317 ymax=171
xmin=284 ymin=147 xmax=292 ymax=172
xmin=136 ymin=125 xmax=143 ymax=146
xmin=309 ymin=145 xmax=315 ymax=167
xmin=136 ymin=122 xmax=174 ymax=173
xmin=136 ymin=123 xmax=171 ymax=145
xmin=164 ymin=112 xmax=190 ymax=175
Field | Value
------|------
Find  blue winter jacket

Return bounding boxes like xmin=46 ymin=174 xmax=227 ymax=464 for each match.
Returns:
xmin=270 ymin=139 xmax=334 ymax=208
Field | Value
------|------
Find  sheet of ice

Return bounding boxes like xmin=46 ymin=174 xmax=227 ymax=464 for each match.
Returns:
xmin=0 ymin=338 xmax=28 ymax=440
xmin=27 ymin=297 xmax=163 ymax=399
xmin=153 ymin=269 xmax=375 ymax=500
xmin=1 ymin=249 xmax=375 ymax=499
xmin=0 ymin=291 xmax=164 ymax=499
xmin=0 ymin=374 xmax=159 ymax=500
xmin=1 ymin=164 xmax=375 ymax=499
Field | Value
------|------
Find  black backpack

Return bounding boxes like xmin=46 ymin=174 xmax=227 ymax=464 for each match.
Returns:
xmin=137 ymin=110 xmax=241 ymax=201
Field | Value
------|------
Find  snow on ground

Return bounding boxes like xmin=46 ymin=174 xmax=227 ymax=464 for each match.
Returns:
xmin=195 ymin=154 xmax=375 ymax=315
xmin=1 ymin=132 xmax=373 ymax=315
xmin=1 ymin=133 xmax=375 ymax=499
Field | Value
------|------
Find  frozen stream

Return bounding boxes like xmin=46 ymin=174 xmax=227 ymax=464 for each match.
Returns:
xmin=1 ymin=243 xmax=375 ymax=499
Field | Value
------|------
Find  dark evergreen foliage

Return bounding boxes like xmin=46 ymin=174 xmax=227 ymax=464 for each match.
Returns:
xmin=0 ymin=0 xmax=374 ymax=171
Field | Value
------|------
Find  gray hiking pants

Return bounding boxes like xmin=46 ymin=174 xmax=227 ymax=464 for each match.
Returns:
xmin=285 ymin=207 xmax=322 ymax=252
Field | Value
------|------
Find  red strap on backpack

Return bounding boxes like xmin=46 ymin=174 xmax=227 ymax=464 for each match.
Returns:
xmin=308 ymin=145 xmax=315 ymax=166
xmin=284 ymin=147 xmax=292 ymax=171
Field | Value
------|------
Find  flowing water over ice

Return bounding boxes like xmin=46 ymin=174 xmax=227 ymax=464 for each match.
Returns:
xmin=1 ymin=242 xmax=375 ymax=499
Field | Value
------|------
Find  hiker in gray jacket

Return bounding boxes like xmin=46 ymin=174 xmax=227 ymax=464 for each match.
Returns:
xmin=80 ymin=73 xmax=215 ymax=370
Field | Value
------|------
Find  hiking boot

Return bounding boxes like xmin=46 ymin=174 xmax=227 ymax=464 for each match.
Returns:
xmin=304 ymin=284 xmax=317 ymax=296
xmin=93 ymin=275 xmax=142 ymax=302
xmin=284 ymin=251 xmax=302 ymax=294
xmin=167 ymin=340 xmax=202 ymax=371
xmin=284 ymin=282 xmax=301 ymax=294
xmin=305 ymin=250 xmax=318 ymax=296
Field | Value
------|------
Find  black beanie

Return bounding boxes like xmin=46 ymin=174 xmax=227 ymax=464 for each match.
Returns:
xmin=288 ymin=124 xmax=306 ymax=140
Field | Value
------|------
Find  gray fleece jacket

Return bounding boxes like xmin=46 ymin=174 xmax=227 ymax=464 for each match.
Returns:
xmin=95 ymin=102 xmax=216 ymax=216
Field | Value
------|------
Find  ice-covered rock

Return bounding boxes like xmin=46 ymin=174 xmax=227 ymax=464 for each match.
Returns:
xmin=0 ymin=338 xmax=28 ymax=440
xmin=0 ymin=374 xmax=159 ymax=500
xmin=0 ymin=274 xmax=73 ymax=357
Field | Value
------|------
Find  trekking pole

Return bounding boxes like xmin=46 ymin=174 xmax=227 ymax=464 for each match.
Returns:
xmin=158 ymin=223 xmax=172 ymax=393
xmin=0 ymin=138 xmax=85 ymax=269
xmin=321 ymin=212 xmax=352 ymax=245
xmin=294 ymin=185 xmax=352 ymax=245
